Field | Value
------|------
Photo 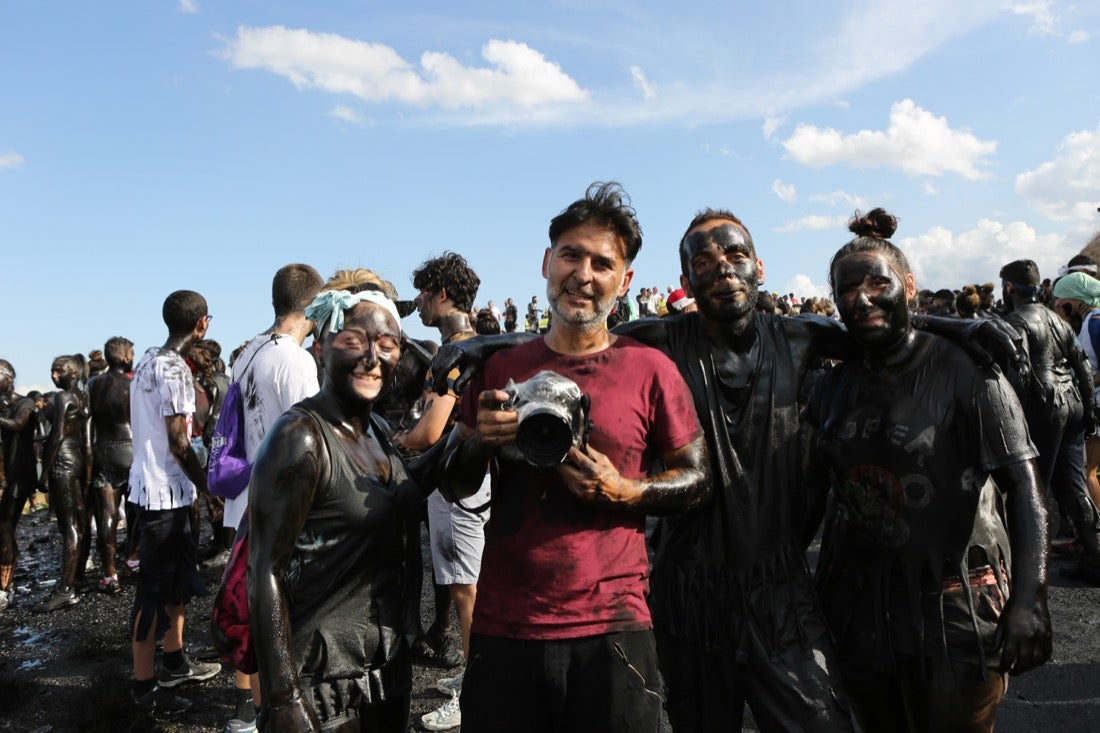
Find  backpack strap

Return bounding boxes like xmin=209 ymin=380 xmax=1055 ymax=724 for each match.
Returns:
xmin=233 ymin=334 xmax=280 ymax=383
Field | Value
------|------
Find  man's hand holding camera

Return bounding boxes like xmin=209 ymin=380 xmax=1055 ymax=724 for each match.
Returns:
xmin=474 ymin=388 xmax=634 ymax=507
xmin=473 ymin=389 xmax=518 ymax=450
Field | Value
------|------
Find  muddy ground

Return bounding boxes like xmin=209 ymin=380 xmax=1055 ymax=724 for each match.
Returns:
xmin=1 ymin=507 xmax=1099 ymax=733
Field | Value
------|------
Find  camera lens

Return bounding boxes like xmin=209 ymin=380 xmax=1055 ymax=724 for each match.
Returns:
xmin=516 ymin=411 xmax=574 ymax=466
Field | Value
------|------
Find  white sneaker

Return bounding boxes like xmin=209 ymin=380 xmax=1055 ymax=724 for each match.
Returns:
xmin=434 ymin=669 xmax=464 ymax=696
xmin=420 ymin=693 xmax=461 ymax=731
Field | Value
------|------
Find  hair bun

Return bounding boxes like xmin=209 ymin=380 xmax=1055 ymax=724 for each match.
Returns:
xmin=848 ymin=207 xmax=897 ymax=239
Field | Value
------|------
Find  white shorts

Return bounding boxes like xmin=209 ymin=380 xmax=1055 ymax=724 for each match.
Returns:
xmin=427 ymin=474 xmax=491 ymax=585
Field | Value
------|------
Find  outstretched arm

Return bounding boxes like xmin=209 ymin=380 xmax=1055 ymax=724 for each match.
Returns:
xmin=249 ymin=413 xmax=326 ymax=733
xmin=430 ymin=333 xmax=536 ymax=396
xmin=991 ymin=458 xmax=1052 ymax=676
xmin=557 ymin=435 xmax=710 ymax=515
xmin=439 ymin=389 xmax=516 ymax=501
xmin=914 ymin=315 xmax=1025 ymax=372
xmin=0 ymin=401 xmax=34 ymax=433
xmin=611 ymin=317 xmax=671 ymax=352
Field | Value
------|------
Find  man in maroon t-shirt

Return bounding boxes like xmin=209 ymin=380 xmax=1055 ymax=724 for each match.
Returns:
xmin=441 ymin=181 xmax=710 ymax=733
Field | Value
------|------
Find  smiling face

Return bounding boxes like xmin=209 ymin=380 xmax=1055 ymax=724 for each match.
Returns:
xmin=542 ymin=221 xmax=633 ymax=331
xmin=323 ymin=302 xmax=401 ymax=407
xmin=680 ymin=220 xmax=763 ymax=322
xmin=832 ymin=250 xmax=916 ymax=350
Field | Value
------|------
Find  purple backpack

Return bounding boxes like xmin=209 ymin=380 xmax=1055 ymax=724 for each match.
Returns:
xmin=207 ymin=337 xmax=274 ymax=499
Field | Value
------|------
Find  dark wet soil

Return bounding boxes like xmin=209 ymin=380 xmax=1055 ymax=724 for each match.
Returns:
xmin=2 ymin=507 xmax=1099 ymax=732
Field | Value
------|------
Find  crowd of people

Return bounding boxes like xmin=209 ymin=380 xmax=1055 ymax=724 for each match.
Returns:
xmin=2 ymin=182 xmax=1100 ymax=733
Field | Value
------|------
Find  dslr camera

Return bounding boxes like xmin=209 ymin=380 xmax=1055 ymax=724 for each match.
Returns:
xmin=500 ymin=370 xmax=591 ymax=467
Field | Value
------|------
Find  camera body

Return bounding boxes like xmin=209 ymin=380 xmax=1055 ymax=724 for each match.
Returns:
xmin=500 ymin=370 xmax=591 ymax=467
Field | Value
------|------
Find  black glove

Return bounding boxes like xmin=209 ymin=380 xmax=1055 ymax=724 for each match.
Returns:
xmin=430 ymin=332 xmax=537 ymax=396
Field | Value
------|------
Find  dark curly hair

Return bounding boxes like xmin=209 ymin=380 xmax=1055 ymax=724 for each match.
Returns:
xmin=549 ymin=181 xmax=643 ymax=263
xmin=828 ymin=208 xmax=911 ymax=295
xmin=412 ymin=252 xmax=481 ymax=314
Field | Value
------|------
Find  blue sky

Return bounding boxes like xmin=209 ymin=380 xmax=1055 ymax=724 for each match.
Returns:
xmin=3 ymin=0 xmax=1099 ymax=392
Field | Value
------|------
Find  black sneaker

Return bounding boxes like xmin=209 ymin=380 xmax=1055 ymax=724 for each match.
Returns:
xmin=34 ymin=587 xmax=80 ymax=613
xmin=424 ymin=623 xmax=464 ymax=669
xmin=132 ymin=684 xmax=193 ymax=714
xmin=158 ymin=654 xmax=222 ymax=688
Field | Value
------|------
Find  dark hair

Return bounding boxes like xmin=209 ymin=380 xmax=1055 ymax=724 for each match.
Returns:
xmin=53 ymin=353 xmax=86 ymax=386
xmin=162 ymin=290 xmax=208 ymax=335
xmin=756 ymin=289 xmax=777 ymax=313
xmin=475 ymin=308 xmax=502 ymax=335
xmin=978 ymin=282 xmax=996 ymax=309
xmin=26 ymin=390 xmax=42 ymax=401
xmin=678 ymin=208 xmax=755 ymax=274
xmin=548 ymin=181 xmax=643 ymax=263
xmin=1068 ymin=254 xmax=1097 ymax=269
xmin=412 ymin=252 xmax=481 ymax=313
xmin=0 ymin=359 xmax=13 ymax=380
xmin=273 ymin=263 xmax=324 ymax=318
xmin=828 ymin=208 xmax=911 ymax=294
xmin=955 ymin=285 xmax=981 ymax=318
xmin=1001 ymin=259 xmax=1040 ymax=286
xmin=104 ymin=336 xmax=134 ymax=368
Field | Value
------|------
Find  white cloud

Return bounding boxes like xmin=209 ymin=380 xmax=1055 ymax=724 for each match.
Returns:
xmin=807 ymin=190 xmax=868 ymax=210
xmin=0 ymin=152 xmax=25 ymax=170
xmin=330 ymin=104 xmax=361 ymax=123
xmin=1015 ymin=125 xmax=1100 ymax=224
xmin=1008 ymin=1 xmax=1057 ymax=35
xmin=179 ymin=0 xmax=197 ymax=14
xmin=771 ymin=179 xmax=797 ymax=202
xmin=782 ymin=100 xmax=997 ymax=179
xmin=221 ymin=26 xmax=588 ymax=114
xmin=629 ymin=66 xmax=656 ymax=100
xmin=899 ymin=218 xmax=1071 ymax=288
xmin=762 ymin=115 xmax=786 ymax=140
xmin=774 ymin=214 xmax=848 ymax=233
xmin=1068 ymin=30 xmax=1089 ymax=44
xmin=923 ymin=181 xmax=940 ymax=196
xmin=784 ymin=273 xmax=831 ymax=299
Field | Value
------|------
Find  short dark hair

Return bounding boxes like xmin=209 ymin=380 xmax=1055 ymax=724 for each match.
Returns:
xmin=1001 ymin=260 xmax=1040 ymax=286
xmin=162 ymin=290 xmax=208 ymax=335
xmin=475 ymin=308 xmax=502 ymax=335
xmin=273 ymin=264 xmax=323 ymax=318
xmin=412 ymin=252 xmax=481 ymax=314
xmin=548 ymin=181 xmax=643 ymax=263
xmin=678 ymin=208 xmax=755 ymax=274
xmin=104 ymin=336 xmax=134 ymax=368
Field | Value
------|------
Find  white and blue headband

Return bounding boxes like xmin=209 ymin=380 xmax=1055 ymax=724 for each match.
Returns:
xmin=305 ymin=289 xmax=403 ymax=337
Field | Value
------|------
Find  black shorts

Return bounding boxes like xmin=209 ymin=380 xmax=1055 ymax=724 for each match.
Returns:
xmin=130 ymin=506 xmax=207 ymax=641
xmin=91 ymin=440 xmax=133 ymax=491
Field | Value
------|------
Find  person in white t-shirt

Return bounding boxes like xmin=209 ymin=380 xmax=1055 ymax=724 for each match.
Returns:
xmin=221 ymin=263 xmax=323 ymax=733
xmin=128 ymin=289 xmax=221 ymax=715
